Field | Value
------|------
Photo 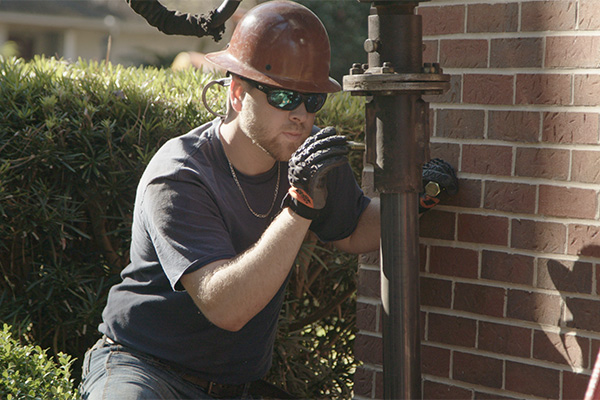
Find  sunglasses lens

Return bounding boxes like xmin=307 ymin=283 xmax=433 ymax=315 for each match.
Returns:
xmin=268 ymin=90 xmax=302 ymax=110
xmin=305 ymin=94 xmax=327 ymax=113
xmin=265 ymin=86 xmax=327 ymax=113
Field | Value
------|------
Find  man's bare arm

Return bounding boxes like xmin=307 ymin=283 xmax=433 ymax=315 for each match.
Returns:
xmin=180 ymin=208 xmax=311 ymax=332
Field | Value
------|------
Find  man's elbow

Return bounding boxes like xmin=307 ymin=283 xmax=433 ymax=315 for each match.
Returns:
xmin=202 ymin=308 xmax=248 ymax=332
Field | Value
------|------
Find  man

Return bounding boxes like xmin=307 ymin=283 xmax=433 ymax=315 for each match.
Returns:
xmin=80 ymin=2 xmax=457 ymax=399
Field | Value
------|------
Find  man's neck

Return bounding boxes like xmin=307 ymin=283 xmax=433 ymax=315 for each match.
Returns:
xmin=219 ymin=119 xmax=276 ymax=176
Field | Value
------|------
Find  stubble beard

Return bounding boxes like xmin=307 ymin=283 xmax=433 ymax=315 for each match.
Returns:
xmin=239 ymin=108 xmax=309 ymax=162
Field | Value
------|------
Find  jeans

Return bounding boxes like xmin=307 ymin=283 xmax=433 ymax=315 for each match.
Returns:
xmin=79 ymin=337 xmax=219 ymax=400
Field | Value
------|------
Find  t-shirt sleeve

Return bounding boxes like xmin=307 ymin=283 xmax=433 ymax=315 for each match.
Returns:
xmin=309 ymin=162 xmax=371 ymax=242
xmin=141 ymin=177 xmax=236 ymax=291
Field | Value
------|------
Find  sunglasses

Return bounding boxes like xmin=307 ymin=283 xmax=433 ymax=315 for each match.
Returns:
xmin=240 ymin=77 xmax=327 ymax=114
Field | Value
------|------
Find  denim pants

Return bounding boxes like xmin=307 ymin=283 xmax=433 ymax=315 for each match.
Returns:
xmin=79 ymin=337 xmax=246 ymax=400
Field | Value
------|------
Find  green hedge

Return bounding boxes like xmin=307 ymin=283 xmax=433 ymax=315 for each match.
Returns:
xmin=0 ymin=324 xmax=78 ymax=400
xmin=0 ymin=56 xmax=365 ymax=398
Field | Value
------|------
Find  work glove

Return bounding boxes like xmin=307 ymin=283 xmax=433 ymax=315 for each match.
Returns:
xmin=419 ymin=158 xmax=458 ymax=214
xmin=283 ymin=127 xmax=349 ymax=220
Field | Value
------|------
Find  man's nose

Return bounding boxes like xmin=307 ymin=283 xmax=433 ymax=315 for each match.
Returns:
xmin=289 ymin=102 xmax=309 ymax=123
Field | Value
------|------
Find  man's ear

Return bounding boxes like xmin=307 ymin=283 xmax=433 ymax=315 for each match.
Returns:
xmin=229 ymin=76 xmax=245 ymax=113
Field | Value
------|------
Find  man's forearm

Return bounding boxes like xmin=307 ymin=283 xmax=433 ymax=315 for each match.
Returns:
xmin=181 ymin=208 xmax=311 ymax=331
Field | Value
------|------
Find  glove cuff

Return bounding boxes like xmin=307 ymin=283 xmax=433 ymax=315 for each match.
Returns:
xmin=419 ymin=193 xmax=440 ymax=214
xmin=282 ymin=191 xmax=320 ymax=220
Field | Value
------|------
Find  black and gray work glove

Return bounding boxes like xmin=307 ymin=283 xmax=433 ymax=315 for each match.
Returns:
xmin=283 ymin=127 xmax=349 ymax=220
xmin=419 ymin=158 xmax=458 ymax=213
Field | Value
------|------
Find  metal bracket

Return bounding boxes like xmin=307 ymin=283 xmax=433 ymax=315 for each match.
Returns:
xmin=343 ymin=62 xmax=450 ymax=95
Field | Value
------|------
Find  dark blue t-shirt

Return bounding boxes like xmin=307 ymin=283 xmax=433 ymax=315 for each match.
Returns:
xmin=99 ymin=119 xmax=370 ymax=384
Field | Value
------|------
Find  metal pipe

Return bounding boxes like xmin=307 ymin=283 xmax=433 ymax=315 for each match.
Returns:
xmin=371 ymin=4 xmax=423 ymax=399
xmin=344 ymin=1 xmax=448 ymax=398
xmin=381 ymin=191 xmax=421 ymax=398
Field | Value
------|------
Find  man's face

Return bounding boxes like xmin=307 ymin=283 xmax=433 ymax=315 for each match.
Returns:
xmin=237 ymin=81 xmax=317 ymax=162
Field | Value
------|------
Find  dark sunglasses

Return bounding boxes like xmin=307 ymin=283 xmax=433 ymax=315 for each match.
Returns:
xmin=240 ymin=77 xmax=327 ymax=113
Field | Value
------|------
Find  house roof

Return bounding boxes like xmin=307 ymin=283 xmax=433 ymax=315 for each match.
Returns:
xmin=0 ymin=0 xmax=136 ymax=21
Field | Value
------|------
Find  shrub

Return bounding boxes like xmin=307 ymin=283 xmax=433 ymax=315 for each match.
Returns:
xmin=0 ymin=324 xmax=78 ymax=400
xmin=0 ymin=56 xmax=365 ymax=398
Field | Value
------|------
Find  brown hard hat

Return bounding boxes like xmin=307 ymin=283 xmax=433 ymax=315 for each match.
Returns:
xmin=205 ymin=0 xmax=340 ymax=93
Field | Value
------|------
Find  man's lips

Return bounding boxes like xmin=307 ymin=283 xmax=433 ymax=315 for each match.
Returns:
xmin=282 ymin=131 xmax=304 ymax=140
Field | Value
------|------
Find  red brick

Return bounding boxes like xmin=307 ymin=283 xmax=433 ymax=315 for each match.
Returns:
xmin=515 ymin=147 xmax=570 ymax=180
xmin=516 ymin=74 xmax=571 ymax=106
xmin=454 ymin=282 xmax=506 ymax=318
xmin=511 ymin=219 xmax=566 ymax=253
xmin=484 ymin=181 xmax=536 ymax=214
xmin=491 ymin=38 xmax=543 ymax=68
xmin=443 ymin=178 xmax=481 ymax=209
xmin=436 ymin=109 xmax=485 ymax=139
xmin=533 ymin=330 xmax=589 ymax=368
xmin=464 ymin=74 xmax=514 ymax=105
xmin=537 ymin=258 xmax=593 ymax=294
xmin=488 ymin=111 xmax=540 ymax=143
xmin=421 ymin=277 xmax=452 ymax=308
xmin=458 ymin=214 xmax=509 ymax=246
xmin=546 ymin=36 xmax=600 ymax=68
xmin=357 ymin=268 xmax=380 ymax=298
xmin=507 ymin=289 xmax=562 ymax=325
xmin=453 ymin=351 xmax=503 ymax=388
xmin=462 ymin=144 xmax=512 ymax=176
xmin=467 ymin=3 xmax=518 ymax=33
xmin=420 ymin=210 xmax=455 ymax=240
xmin=429 ymin=246 xmax=478 ymax=279
xmin=538 ymin=185 xmax=598 ymax=219
xmin=564 ymin=297 xmax=600 ymax=332
xmin=572 ymin=150 xmax=600 ymax=183
xmin=425 ymin=74 xmax=462 ymax=105
xmin=521 ymin=1 xmax=577 ymax=31
xmin=419 ymin=5 xmax=465 ymax=36
xmin=353 ymin=367 xmax=375 ymax=398
xmin=593 ymin=340 xmax=600 ymax=361
xmin=478 ymin=321 xmax=531 ymax=358
xmin=563 ymin=370 xmax=592 ymax=400
xmin=440 ymin=39 xmax=487 ymax=68
xmin=568 ymin=225 xmax=600 ymax=257
xmin=428 ymin=313 xmax=476 ymax=347
xmin=574 ymin=75 xmax=600 ymax=106
xmin=481 ymin=250 xmax=534 ymax=286
xmin=356 ymin=302 xmax=378 ymax=332
xmin=374 ymin=370 xmax=383 ymax=399
xmin=505 ymin=361 xmax=560 ymax=398
xmin=542 ymin=112 xmax=599 ymax=145
xmin=354 ymin=333 xmax=382 ymax=365
xmin=429 ymin=142 xmax=460 ymax=167
xmin=423 ymin=381 xmax=472 ymax=400
xmin=423 ymin=40 xmax=438 ymax=64
xmin=421 ymin=345 xmax=450 ymax=378
xmin=579 ymin=0 xmax=600 ymax=30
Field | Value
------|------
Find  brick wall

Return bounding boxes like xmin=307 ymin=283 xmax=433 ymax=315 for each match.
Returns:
xmin=354 ymin=1 xmax=600 ymax=399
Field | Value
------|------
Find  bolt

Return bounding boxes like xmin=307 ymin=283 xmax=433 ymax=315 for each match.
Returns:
xmin=364 ymin=38 xmax=380 ymax=53
xmin=350 ymin=63 xmax=364 ymax=75
xmin=381 ymin=62 xmax=394 ymax=74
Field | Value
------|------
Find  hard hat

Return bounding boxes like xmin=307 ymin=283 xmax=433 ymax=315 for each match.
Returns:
xmin=205 ymin=0 xmax=340 ymax=93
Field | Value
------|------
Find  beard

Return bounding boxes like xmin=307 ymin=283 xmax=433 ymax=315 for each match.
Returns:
xmin=238 ymin=98 xmax=311 ymax=161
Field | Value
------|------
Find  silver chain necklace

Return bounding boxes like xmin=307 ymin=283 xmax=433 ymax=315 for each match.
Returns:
xmin=227 ymin=159 xmax=280 ymax=219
